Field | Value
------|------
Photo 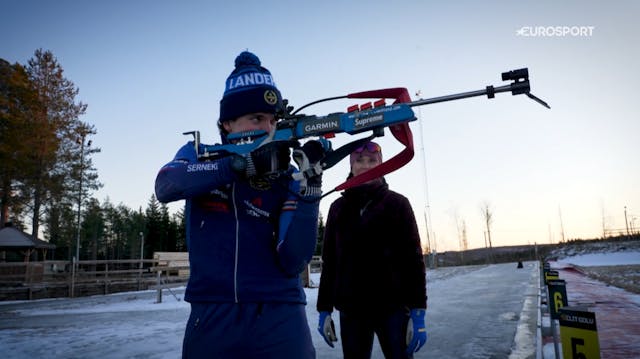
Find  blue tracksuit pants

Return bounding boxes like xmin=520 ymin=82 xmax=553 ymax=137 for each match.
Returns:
xmin=182 ymin=302 xmax=315 ymax=358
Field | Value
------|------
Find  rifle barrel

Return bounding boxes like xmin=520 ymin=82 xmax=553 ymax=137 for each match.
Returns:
xmin=409 ymin=83 xmax=520 ymax=107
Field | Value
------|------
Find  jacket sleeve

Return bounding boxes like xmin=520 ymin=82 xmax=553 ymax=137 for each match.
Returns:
xmin=274 ymin=179 xmax=321 ymax=276
xmin=396 ymin=195 xmax=427 ymax=309
xmin=154 ymin=142 xmax=240 ymax=203
xmin=316 ymin=200 xmax=338 ymax=312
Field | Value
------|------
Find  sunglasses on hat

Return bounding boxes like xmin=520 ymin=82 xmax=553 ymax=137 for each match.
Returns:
xmin=354 ymin=142 xmax=381 ymax=154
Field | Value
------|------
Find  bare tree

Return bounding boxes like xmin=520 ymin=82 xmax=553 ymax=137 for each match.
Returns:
xmin=457 ymin=218 xmax=468 ymax=264
xmin=480 ymin=202 xmax=495 ymax=263
xmin=461 ymin=220 xmax=468 ymax=252
xmin=451 ymin=210 xmax=468 ymax=263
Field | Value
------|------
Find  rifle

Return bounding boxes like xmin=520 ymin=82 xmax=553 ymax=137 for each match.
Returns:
xmin=184 ymin=68 xmax=549 ymax=196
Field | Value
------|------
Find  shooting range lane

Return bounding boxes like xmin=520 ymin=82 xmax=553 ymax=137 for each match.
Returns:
xmin=549 ymin=262 xmax=640 ymax=358
xmin=420 ymin=262 xmax=539 ymax=359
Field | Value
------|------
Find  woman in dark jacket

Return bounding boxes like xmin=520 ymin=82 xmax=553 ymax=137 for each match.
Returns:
xmin=317 ymin=141 xmax=427 ymax=358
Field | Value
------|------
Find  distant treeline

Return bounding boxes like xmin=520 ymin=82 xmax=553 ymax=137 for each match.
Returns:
xmin=431 ymin=233 xmax=639 ymax=267
xmin=2 ymin=49 xmax=326 ymax=263
xmin=1 ymin=49 xmax=188 ymax=261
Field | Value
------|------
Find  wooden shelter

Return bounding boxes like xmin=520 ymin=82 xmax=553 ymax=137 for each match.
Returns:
xmin=0 ymin=226 xmax=56 ymax=262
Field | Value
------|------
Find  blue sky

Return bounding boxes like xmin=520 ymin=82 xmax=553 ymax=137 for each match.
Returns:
xmin=2 ymin=0 xmax=639 ymax=251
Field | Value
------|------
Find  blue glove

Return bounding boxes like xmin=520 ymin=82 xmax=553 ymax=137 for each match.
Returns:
xmin=406 ymin=308 xmax=427 ymax=356
xmin=317 ymin=311 xmax=337 ymax=348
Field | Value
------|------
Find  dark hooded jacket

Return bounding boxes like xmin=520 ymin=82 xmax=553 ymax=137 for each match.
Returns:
xmin=317 ymin=180 xmax=427 ymax=314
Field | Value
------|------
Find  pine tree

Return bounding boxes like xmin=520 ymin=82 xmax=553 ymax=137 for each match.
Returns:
xmin=23 ymin=49 xmax=101 ymax=241
xmin=44 ymin=200 xmax=76 ymax=259
xmin=145 ymin=194 xmax=166 ymax=254
xmin=173 ymin=207 xmax=186 ymax=251
xmin=0 ymin=59 xmax=40 ymax=228
xmin=83 ymin=198 xmax=105 ymax=260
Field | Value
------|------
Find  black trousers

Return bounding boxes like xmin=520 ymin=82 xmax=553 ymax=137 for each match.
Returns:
xmin=339 ymin=307 xmax=411 ymax=359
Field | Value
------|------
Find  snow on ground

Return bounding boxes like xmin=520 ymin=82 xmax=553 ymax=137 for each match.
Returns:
xmin=551 ymin=240 xmax=640 ymax=263
xmin=5 ymin=290 xmax=188 ymax=316
xmin=2 ymin=264 xmax=535 ymax=359
xmin=1 ymin=249 xmax=638 ymax=358
xmin=556 ymin=251 xmax=640 ymax=266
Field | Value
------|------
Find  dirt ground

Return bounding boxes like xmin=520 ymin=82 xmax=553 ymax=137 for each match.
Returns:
xmin=550 ymin=262 xmax=640 ymax=358
xmin=552 ymin=239 xmax=640 ymax=295
xmin=576 ymin=264 xmax=640 ymax=294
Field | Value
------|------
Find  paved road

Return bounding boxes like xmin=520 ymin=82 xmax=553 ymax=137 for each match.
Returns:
xmin=309 ymin=262 xmax=539 ymax=358
xmin=418 ymin=262 xmax=538 ymax=359
xmin=0 ymin=262 xmax=540 ymax=359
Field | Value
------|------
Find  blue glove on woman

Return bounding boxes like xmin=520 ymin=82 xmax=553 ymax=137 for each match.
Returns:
xmin=318 ymin=311 xmax=337 ymax=347
xmin=406 ymin=308 xmax=427 ymax=356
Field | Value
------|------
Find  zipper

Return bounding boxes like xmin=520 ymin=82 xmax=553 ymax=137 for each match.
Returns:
xmin=231 ymin=183 xmax=239 ymax=303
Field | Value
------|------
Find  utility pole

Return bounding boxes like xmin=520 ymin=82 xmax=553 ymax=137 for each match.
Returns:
xmin=72 ymin=130 xmax=90 ymax=298
xmin=558 ymin=206 xmax=565 ymax=243
xmin=415 ymin=90 xmax=433 ymax=255
xmin=624 ymin=206 xmax=630 ymax=236
xmin=139 ymin=232 xmax=145 ymax=269
xmin=601 ymin=201 xmax=607 ymax=239
xmin=75 ymin=134 xmax=91 ymax=264
xmin=75 ymin=135 xmax=84 ymax=266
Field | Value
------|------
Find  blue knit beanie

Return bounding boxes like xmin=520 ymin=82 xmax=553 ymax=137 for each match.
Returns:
xmin=219 ymin=51 xmax=283 ymax=124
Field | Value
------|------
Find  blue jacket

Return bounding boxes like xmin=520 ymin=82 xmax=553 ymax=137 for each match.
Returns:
xmin=155 ymin=142 xmax=319 ymax=304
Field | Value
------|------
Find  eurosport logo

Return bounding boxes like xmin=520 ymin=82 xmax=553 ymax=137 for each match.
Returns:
xmin=516 ymin=26 xmax=595 ymax=37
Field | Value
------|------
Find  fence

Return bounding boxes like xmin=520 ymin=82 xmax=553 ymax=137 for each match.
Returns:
xmin=0 ymin=252 xmax=190 ymax=301
xmin=1 ymin=253 xmax=322 ymax=301
xmin=149 ymin=252 xmax=190 ymax=303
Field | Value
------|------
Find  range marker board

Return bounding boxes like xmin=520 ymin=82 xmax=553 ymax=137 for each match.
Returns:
xmin=559 ymin=307 xmax=600 ymax=359
xmin=544 ymin=269 xmax=559 ymax=284
xmin=547 ymin=279 xmax=568 ymax=319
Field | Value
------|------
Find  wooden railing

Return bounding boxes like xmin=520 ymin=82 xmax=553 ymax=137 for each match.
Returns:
xmin=1 ymin=252 xmax=323 ymax=301
xmin=149 ymin=252 xmax=189 ymax=303
xmin=0 ymin=252 xmax=190 ymax=301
